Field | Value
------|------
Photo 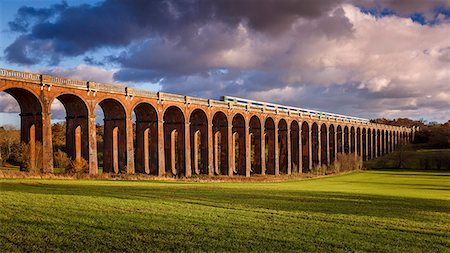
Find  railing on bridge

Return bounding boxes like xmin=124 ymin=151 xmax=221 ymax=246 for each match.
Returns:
xmin=222 ymin=96 xmax=371 ymax=124
xmin=0 ymin=69 xmax=41 ymax=83
xmin=208 ymin=100 xmax=229 ymax=108
xmin=127 ymin=87 xmax=158 ymax=99
xmin=158 ymin=92 xmax=185 ymax=102
xmin=95 ymin=82 xmax=126 ymax=94
xmin=187 ymin=96 xmax=209 ymax=106
xmin=42 ymin=75 xmax=88 ymax=89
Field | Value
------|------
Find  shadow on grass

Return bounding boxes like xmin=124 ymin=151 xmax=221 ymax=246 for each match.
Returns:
xmin=1 ymin=170 xmax=450 ymax=253
xmin=1 ymin=180 xmax=449 ymax=221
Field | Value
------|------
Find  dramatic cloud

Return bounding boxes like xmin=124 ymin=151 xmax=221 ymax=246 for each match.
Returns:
xmin=1 ymin=0 xmax=450 ymax=122
xmin=41 ymin=64 xmax=117 ymax=84
xmin=0 ymin=93 xmax=19 ymax=113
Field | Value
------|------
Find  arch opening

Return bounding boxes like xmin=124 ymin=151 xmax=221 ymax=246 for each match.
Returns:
xmin=362 ymin=128 xmax=367 ymax=161
xmin=133 ymin=103 xmax=158 ymax=175
xmin=278 ymin=119 xmax=288 ymax=174
xmin=372 ymin=129 xmax=377 ymax=157
xmin=1 ymin=88 xmax=43 ymax=171
xmin=350 ymin=127 xmax=355 ymax=154
xmin=357 ymin=127 xmax=361 ymax=157
xmin=311 ymin=123 xmax=319 ymax=167
xmin=232 ymin=114 xmax=246 ymax=176
xmin=344 ymin=126 xmax=350 ymax=154
xmin=329 ymin=124 xmax=335 ymax=163
xmin=337 ymin=125 xmax=343 ymax=154
xmin=49 ymin=94 xmax=89 ymax=174
xmin=265 ymin=117 xmax=275 ymax=175
xmin=320 ymin=124 xmax=327 ymax=166
xmin=290 ymin=121 xmax=300 ymax=174
xmin=301 ymin=122 xmax=310 ymax=172
xmin=97 ymin=98 xmax=127 ymax=174
xmin=212 ymin=112 xmax=228 ymax=175
xmin=164 ymin=106 xmax=185 ymax=177
xmin=190 ymin=109 xmax=208 ymax=175
xmin=249 ymin=116 xmax=261 ymax=175
xmin=377 ymin=129 xmax=381 ymax=157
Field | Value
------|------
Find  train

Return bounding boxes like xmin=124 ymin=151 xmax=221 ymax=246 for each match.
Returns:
xmin=221 ymin=96 xmax=370 ymax=123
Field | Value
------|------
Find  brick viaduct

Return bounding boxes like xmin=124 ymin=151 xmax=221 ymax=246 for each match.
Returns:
xmin=0 ymin=68 xmax=416 ymax=177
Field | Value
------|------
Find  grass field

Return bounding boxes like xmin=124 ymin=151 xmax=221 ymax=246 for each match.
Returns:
xmin=364 ymin=149 xmax=450 ymax=170
xmin=1 ymin=170 xmax=449 ymax=252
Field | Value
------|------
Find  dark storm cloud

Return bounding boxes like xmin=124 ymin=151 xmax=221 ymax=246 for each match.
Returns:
xmin=4 ymin=0 xmax=347 ymax=65
xmin=2 ymin=0 xmax=449 ymax=122
xmin=3 ymin=35 xmax=37 ymax=65
xmin=5 ymin=0 xmax=447 ymax=66
xmin=8 ymin=1 xmax=68 ymax=33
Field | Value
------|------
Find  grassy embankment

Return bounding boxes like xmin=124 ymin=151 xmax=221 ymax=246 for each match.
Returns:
xmin=1 ymin=169 xmax=449 ymax=252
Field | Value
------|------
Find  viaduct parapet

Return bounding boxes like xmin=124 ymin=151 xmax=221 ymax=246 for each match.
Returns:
xmin=0 ymin=68 xmax=416 ymax=176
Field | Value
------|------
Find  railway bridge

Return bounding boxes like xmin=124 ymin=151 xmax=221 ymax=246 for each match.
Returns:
xmin=0 ymin=68 xmax=416 ymax=176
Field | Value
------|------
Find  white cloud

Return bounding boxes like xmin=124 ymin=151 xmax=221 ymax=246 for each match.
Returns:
xmin=2 ymin=3 xmax=449 ymax=123
xmin=41 ymin=64 xmax=118 ymax=84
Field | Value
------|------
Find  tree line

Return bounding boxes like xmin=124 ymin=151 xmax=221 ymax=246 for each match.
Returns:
xmin=1 ymin=118 xmax=449 ymax=170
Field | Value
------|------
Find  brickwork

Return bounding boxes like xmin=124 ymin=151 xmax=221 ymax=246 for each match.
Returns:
xmin=0 ymin=68 xmax=416 ymax=176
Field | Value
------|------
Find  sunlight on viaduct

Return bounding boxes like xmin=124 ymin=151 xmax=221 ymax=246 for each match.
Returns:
xmin=0 ymin=68 xmax=416 ymax=176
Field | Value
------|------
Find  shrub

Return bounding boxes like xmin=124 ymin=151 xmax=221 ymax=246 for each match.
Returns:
xmin=54 ymin=150 xmax=70 ymax=169
xmin=331 ymin=153 xmax=362 ymax=173
xmin=16 ymin=142 xmax=43 ymax=173
xmin=67 ymin=158 xmax=88 ymax=174
xmin=311 ymin=164 xmax=328 ymax=176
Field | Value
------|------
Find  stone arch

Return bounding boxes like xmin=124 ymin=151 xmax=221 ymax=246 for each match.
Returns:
xmin=393 ymin=131 xmax=397 ymax=150
xmin=301 ymin=121 xmax=310 ymax=172
xmin=362 ymin=128 xmax=366 ymax=161
xmin=344 ymin=126 xmax=350 ymax=154
xmin=384 ymin=129 xmax=390 ymax=154
xmin=164 ymin=106 xmax=185 ymax=177
xmin=290 ymin=120 xmax=300 ymax=174
xmin=373 ymin=129 xmax=377 ymax=157
xmin=320 ymin=123 xmax=327 ymax=166
xmin=278 ymin=119 xmax=288 ymax=174
xmin=389 ymin=130 xmax=394 ymax=152
xmin=337 ymin=125 xmax=343 ymax=154
xmin=249 ymin=115 xmax=261 ymax=175
xmin=386 ymin=130 xmax=390 ymax=153
xmin=133 ymin=102 xmax=158 ymax=175
xmin=367 ymin=128 xmax=372 ymax=160
xmin=212 ymin=111 xmax=228 ymax=175
xmin=53 ymin=93 xmax=90 ymax=166
xmin=1 ymin=88 xmax=43 ymax=171
xmin=329 ymin=124 xmax=335 ymax=162
xmin=377 ymin=129 xmax=381 ymax=157
xmin=350 ymin=126 xmax=355 ymax=154
xmin=98 ymin=98 xmax=127 ymax=174
xmin=232 ymin=113 xmax=246 ymax=176
xmin=265 ymin=117 xmax=276 ymax=175
xmin=357 ymin=127 xmax=361 ymax=157
xmin=311 ymin=122 xmax=319 ymax=167
xmin=190 ymin=109 xmax=208 ymax=175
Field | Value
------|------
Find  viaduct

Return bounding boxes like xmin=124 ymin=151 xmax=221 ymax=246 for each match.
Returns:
xmin=0 ymin=68 xmax=416 ymax=177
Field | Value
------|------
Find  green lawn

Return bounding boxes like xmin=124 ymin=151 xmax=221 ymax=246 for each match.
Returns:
xmin=365 ymin=149 xmax=450 ymax=170
xmin=1 ymin=170 xmax=449 ymax=252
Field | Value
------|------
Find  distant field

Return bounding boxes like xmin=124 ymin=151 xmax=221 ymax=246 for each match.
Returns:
xmin=0 ymin=170 xmax=449 ymax=252
xmin=365 ymin=149 xmax=450 ymax=170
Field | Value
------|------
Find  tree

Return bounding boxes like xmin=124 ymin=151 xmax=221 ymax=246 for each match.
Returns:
xmin=0 ymin=126 xmax=20 ymax=165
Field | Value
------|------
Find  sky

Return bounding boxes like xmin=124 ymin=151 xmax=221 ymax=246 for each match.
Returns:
xmin=0 ymin=0 xmax=449 ymax=127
